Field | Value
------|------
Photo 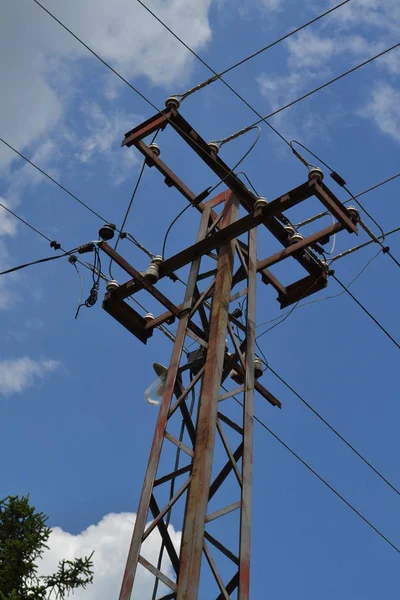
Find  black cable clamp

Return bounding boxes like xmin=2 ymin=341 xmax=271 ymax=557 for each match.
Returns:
xmin=50 ymin=240 xmax=61 ymax=251
xmin=68 ymin=255 xmax=78 ymax=264
xmin=382 ymin=246 xmax=390 ymax=254
xmin=330 ymin=171 xmax=347 ymax=187
xmin=119 ymin=232 xmax=127 ymax=239
xmin=327 ymin=269 xmax=335 ymax=277
xmin=77 ymin=242 xmax=95 ymax=254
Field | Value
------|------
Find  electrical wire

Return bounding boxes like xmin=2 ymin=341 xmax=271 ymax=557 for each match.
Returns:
xmin=330 ymin=226 xmax=400 ymax=263
xmin=161 ymin=127 xmax=261 ymax=259
xmin=0 ymin=248 xmax=78 ymax=276
xmin=234 ymin=393 xmax=400 ymax=553
xmin=75 ymin=245 xmax=102 ymax=318
xmin=254 ymin=344 xmax=400 ymax=497
xmin=0 ymin=202 xmax=53 ymax=243
xmin=289 ymin=141 xmax=400 ymax=272
xmin=296 ymin=172 xmax=400 ymax=229
xmin=332 ymin=273 xmax=400 ymax=351
xmin=178 ymin=0 xmax=351 ymax=100
xmin=101 ymin=284 xmax=400 ymax=553
xmin=31 ymin=0 xmax=280 ymax=192
xmin=0 ymin=137 xmax=109 ymax=224
xmin=109 ymin=131 xmax=159 ymax=279
xmin=134 ymin=0 xmax=291 ymax=149
xmin=218 ymin=42 xmax=400 ymax=146
xmin=256 ymin=249 xmax=382 ymax=331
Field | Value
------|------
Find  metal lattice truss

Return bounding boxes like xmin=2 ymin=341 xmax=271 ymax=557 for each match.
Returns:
xmin=99 ymin=108 xmax=359 ymax=600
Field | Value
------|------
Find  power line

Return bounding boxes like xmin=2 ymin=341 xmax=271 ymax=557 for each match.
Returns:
xmin=178 ymin=0 xmax=351 ymax=100
xmin=31 ymin=0 xmax=276 ymax=176
xmin=0 ymin=202 xmax=53 ymax=244
xmin=243 ymin=396 xmax=400 ymax=554
xmin=135 ymin=0 xmax=294 ymax=148
xmin=330 ymin=226 xmax=400 ymax=263
xmin=332 ymin=272 xmax=400 ymax=351
xmin=289 ymin=141 xmax=400 ymax=270
xmin=161 ymin=126 xmax=261 ymax=258
xmin=219 ymin=42 xmax=400 ymax=145
xmin=296 ymin=172 xmax=400 ymax=228
xmin=0 ymin=248 xmax=77 ymax=276
xmin=0 ymin=137 xmax=109 ymax=224
xmin=0 ymin=202 xmax=108 ymax=285
xmin=109 ymin=156 xmax=148 ymax=279
xmin=256 ymin=248 xmax=383 ymax=331
xmin=255 ymin=345 xmax=400 ymax=497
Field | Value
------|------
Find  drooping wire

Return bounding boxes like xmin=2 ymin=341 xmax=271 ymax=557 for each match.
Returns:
xmin=109 ymin=131 xmax=159 ymax=279
xmin=256 ymin=248 xmax=383 ymax=331
xmin=254 ymin=342 xmax=400 ymax=498
xmin=75 ymin=246 xmax=102 ymax=319
xmin=177 ymin=0 xmax=351 ymax=101
xmin=217 ymin=43 xmax=400 ymax=146
xmin=161 ymin=127 xmax=261 ymax=259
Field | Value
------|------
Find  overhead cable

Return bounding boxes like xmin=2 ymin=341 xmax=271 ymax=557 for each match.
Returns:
xmin=255 ymin=345 xmax=400 ymax=497
xmin=296 ymin=171 xmax=400 ymax=228
xmin=0 ymin=137 xmax=109 ymax=223
xmin=289 ymin=141 xmax=400 ymax=270
xmin=218 ymin=42 xmax=400 ymax=146
xmin=178 ymin=0 xmax=351 ymax=100
xmin=256 ymin=249 xmax=383 ymax=331
xmin=240 ymin=395 xmax=400 ymax=554
xmin=332 ymin=273 xmax=400 ymax=351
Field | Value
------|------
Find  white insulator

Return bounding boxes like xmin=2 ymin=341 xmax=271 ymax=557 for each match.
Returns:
xmin=143 ymin=312 xmax=155 ymax=323
xmin=208 ymin=141 xmax=220 ymax=155
xmin=308 ymin=166 xmax=324 ymax=181
xmin=347 ymin=205 xmax=360 ymax=221
xmin=290 ymin=232 xmax=304 ymax=245
xmin=106 ymin=279 xmax=119 ymax=292
xmin=254 ymin=197 xmax=268 ymax=210
xmin=165 ymin=95 xmax=180 ymax=109
xmin=148 ymin=142 xmax=161 ymax=157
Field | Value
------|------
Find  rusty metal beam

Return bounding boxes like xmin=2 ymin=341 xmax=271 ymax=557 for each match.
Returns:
xmin=176 ymin=195 xmax=239 ymax=600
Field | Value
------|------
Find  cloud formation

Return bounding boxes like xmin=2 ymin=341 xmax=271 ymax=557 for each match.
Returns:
xmin=38 ymin=512 xmax=181 ymax=600
xmin=0 ymin=357 xmax=61 ymax=396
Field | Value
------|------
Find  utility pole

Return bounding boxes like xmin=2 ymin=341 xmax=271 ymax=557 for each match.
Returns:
xmin=99 ymin=97 xmax=359 ymax=599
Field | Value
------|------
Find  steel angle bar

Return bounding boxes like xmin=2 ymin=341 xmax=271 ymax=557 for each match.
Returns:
xmin=118 ymin=205 xmax=211 ymax=600
xmin=204 ymin=531 xmax=240 ymax=566
xmin=239 ymin=226 xmax=257 ymax=599
xmin=143 ymin=478 xmax=191 ymax=541
xmin=216 ymin=421 xmax=243 ymax=486
xmin=138 ymin=555 xmax=177 ymax=592
xmin=176 ymin=194 xmax=239 ymax=600
xmin=203 ymin=542 xmax=231 ymax=600
xmin=205 ymin=501 xmax=242 ymax=524
xmin=154 ymin=464 xmax=192 ymax=487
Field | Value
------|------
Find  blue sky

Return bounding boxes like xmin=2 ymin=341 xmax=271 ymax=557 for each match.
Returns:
xmin=1 ymin=0 xmax=399 ymax=598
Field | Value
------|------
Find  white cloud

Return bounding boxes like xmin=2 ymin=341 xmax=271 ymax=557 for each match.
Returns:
xmin=0 ymin=357 xmax=61 ymax=396
xmin=360 ymin=83 xmax=400 ymax=143
xmin=38 ymin=512 xmax=181 ymax=600
xmin=0 ymin=0 xmax=213 ymax=172
xmin=0 ymin=201 xmax=18 ymax=236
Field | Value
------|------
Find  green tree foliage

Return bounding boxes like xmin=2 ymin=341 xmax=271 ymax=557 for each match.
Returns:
xmin=0 ymin=496 xmax=93 ymax=600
